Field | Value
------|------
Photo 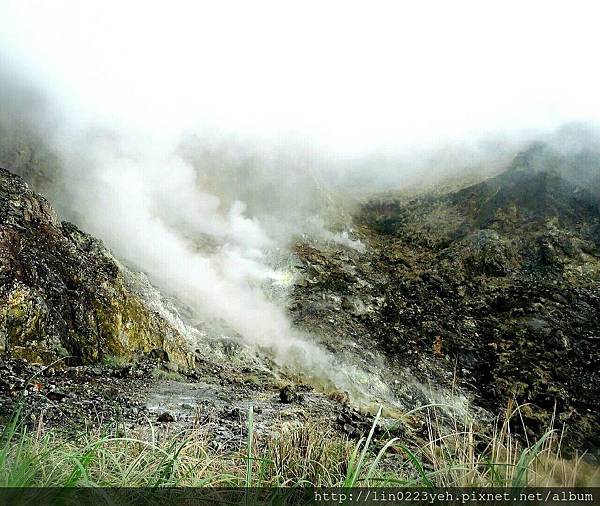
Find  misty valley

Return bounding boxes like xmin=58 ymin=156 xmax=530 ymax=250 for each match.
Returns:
xmin=0 ymin=129 xmax=599 ymax=489
xmin=0 ymin=2 xmax=600 ymax=497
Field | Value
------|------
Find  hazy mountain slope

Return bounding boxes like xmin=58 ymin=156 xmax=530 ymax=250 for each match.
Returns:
xmin=292 ymin=145 xmax=600 ymax=459
xmin=0 ymin=140 xmax=598 ymax=462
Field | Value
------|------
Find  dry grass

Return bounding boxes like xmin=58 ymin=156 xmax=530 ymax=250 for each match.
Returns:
xmin=417 ymin=399 xmax=597 ymax=487
xmin=1 ymin=402 xmax=598 ymax=487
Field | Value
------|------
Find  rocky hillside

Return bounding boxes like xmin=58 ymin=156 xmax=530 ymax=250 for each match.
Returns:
xmin=0 ymin=142 xmax=598 ymax=463
xmin=291 ymin=144 xmax=600 ymax=459
xmin=0 ymin=167 xmax=193 ymax=370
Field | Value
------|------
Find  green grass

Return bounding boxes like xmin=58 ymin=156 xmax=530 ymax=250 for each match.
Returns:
xmin=150 ymin=367 xmax=186 ymax=382
xmin=101 ymin=355 xmax=131 ymax=368
xmin=0 ymin=403 xmax=597 ymax=488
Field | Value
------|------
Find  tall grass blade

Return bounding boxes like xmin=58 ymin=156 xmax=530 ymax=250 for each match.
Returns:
xmin=245 ymin=405 xmax=254 ymax=488
xmin=345 ymin=405 xmax=382 ymax=487
xmin=512 ymin=430 xmax=555 ymax=488
xmin=396 ymin=444 xmax=434 ymax=488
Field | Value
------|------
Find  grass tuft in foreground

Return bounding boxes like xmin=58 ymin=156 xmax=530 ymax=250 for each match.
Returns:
xmin=1 ymin=403 xmax=598 ymax=487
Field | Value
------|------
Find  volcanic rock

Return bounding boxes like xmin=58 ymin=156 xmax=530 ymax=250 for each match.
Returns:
xmin=0 ymin=167 xmax=193 ymax=370
xmin=291 ymin=144 xmax=600 ymax=459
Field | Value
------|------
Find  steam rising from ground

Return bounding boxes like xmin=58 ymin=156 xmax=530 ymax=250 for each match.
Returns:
xmin=2 ymin=61 xmax=600 ymax=403
xmin=1 ymin=0 xmax=600 ymax=401
xmin=56 ymin=130 xmax=397 ymax=399
xmin=0 ymin=76 xmax=388 ymax=398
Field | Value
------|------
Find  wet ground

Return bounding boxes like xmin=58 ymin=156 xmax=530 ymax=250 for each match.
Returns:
xmin=0 ymin=354 xmax=387 ymax=452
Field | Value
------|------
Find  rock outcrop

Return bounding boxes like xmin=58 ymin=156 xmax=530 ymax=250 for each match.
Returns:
xmin=0 ymin=167 xmax=193 ymax=370
xmin=291 ymin=145 xmax=600 ymax=459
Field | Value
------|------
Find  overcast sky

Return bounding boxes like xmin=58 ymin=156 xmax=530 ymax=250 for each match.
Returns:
xmin=1 ymin=1 xmax=600 ymax=155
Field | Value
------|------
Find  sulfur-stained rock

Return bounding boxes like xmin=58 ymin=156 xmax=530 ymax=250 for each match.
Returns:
xmin=0 ymin=167 xmax=193 ymax=370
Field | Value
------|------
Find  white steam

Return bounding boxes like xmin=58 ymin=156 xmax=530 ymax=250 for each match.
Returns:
xmin=58 ymin=133 xmax=286 ymax=339
xmin=44 ymin=124 xmax=386 ymax=400
xmin=1 ymin=0 xmax=600 ymax=403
